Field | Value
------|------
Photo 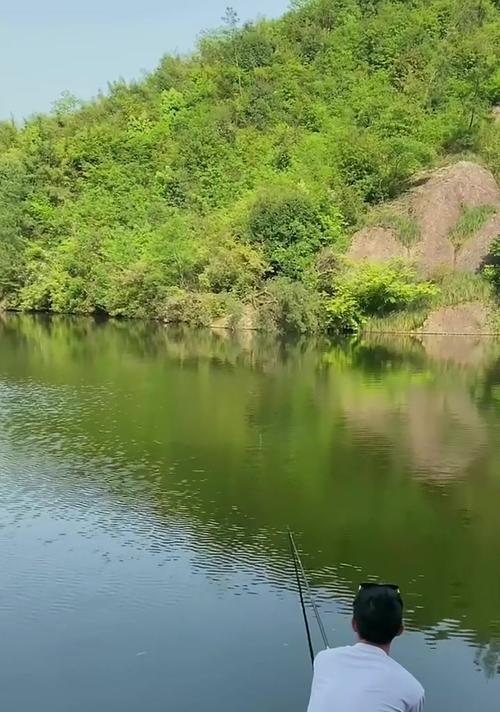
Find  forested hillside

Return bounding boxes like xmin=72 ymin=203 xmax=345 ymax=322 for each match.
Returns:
xmin=1 ymin=0 xmax=500 ymax=332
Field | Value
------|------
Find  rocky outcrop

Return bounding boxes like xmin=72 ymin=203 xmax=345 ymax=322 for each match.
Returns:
xmin=348 ymin=161 xmax=500 ymax=274
xmin=348 ymin=227 xmax=408 ymax=262
xmin=422 ymin=302 xmax=490 ymax=335
xmin=456 ymin=213 xmax=500 ymax=271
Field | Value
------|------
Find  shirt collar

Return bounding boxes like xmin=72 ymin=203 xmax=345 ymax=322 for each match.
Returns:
xmin=354 ymin=642 xmax=389 ymax=656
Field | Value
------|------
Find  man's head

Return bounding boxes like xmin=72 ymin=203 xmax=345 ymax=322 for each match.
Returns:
xmin=352 ymin=584 xmax=404 ymax=647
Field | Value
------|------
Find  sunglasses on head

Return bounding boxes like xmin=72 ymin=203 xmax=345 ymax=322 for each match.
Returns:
xmin=359 ymin=582 xmax=400 ymax=593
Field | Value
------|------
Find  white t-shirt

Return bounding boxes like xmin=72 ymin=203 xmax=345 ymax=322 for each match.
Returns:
xmin=307 ymin=642 xmax=425 ymax=712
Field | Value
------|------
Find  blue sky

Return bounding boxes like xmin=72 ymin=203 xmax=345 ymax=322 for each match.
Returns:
xmin=1 ymin=0 xmax=289 ymax=120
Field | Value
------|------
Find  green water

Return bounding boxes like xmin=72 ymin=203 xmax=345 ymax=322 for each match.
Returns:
xmin=1 ymin=315 xmax=500 ymax=711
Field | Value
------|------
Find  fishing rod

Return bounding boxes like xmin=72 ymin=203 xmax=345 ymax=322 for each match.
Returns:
xmin=288 ymin=529 xmax=330 ymax=664
xmin=289 ymin=529 xmax=315 ymax=663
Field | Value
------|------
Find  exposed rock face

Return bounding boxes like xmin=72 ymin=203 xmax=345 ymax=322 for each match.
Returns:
xmin=422 ymin=302 xmax=490 ymax=335
xmin=456 ymin=213 xmax=500 ymax=272
xmin=348 ymin=162 xmax=500 ymax=274
xmin=348 ymin=227 xmax=408 ymax=262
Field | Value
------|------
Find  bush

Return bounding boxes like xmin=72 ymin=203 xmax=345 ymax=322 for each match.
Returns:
xmin=323 ymin=261 xmax=438 ymax=332
xmin=198 ymin=239 xmax=266 ymax=295
xmin=257 ymin=277 xmax=323 ymax=333
xmin=324 ymin=291 xmax=363 ymax=333
xmin=245 ymin=185 xmax=343 ymax=279
xmin=162 ymin=287 xmax=234 ymax=327
xmin=483 ymin=236 xmax=500 ymax=293
xmin=346 ymin=262 xmax=438 ymax=315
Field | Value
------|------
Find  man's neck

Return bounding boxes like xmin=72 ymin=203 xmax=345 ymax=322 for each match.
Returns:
xmin=358 ymin=638 xmax=391 ymax=655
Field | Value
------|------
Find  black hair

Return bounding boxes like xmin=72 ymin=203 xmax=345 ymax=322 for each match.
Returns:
xmin=353 ymin=586 xmax=403 ymax=645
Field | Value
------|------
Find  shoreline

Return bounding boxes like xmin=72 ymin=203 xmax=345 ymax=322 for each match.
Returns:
xmin=2 ymin=307 xmax=499 ymax=338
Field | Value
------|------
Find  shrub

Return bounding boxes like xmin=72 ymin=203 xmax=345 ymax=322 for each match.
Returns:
xmin=198 ymin=239 xmax=266 ymax=295
xmin=345 ymin=262 xmax=438 ymax=315
xmin=478 ymin=121 xmax=500 ymax=182
xmin=162 ymin=287 xmax=234 ymax=327
xmin=324 ymin=291 xmax=363 ymax=333
xmin=257 ymin=277 xmax=323 ymax=333
xmin=245 ymin=185 xmax=343 ymax=279
xmin=483 ymin=236 xmax=500 ymax=293
xmin=323 ymin=261 xmax=438 ymax=332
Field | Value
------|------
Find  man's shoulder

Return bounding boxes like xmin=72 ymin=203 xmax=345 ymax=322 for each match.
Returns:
xmin=315 ymin=646 xmax=424 ymax=700
xmin=315 ymin=646 xmax=352 ymax=662
xmin=313 ymin=645 xmax=355 ymax=671
xmin=386 ymin=656 xmax=425 ymax=700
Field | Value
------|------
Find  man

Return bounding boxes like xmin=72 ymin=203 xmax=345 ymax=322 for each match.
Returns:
xmin=307 ymin=583 xmax=425 ymax=712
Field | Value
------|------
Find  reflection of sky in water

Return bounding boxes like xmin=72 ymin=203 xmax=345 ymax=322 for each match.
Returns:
xmin=1 ymin=319 xmax=500 ymax=711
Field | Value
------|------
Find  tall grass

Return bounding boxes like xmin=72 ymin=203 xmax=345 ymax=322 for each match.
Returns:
xmin=434 ymin=271 xmax=495 ymax=306
xmin=449 ymin=204 xmax=498 ymax=250
xmin=364 ymin=309 xmax=430 ymax=333
xmin=365 ymin=272 xmax=499 ymax=333
xmin=363 ymin=205 xmax=421 ymax=248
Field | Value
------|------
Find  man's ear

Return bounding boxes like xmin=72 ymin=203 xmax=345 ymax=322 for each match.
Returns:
xmin=352 ymin=617 xmax=358 ymax=634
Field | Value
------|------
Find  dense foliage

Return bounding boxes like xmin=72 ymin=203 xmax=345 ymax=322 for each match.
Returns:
xmin=484 ymin=236 xmax=500 ymax=291
xmin=1 ymin=0 xmax=499 ymax=331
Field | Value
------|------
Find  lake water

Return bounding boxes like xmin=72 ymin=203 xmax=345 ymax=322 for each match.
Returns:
xmin=1 ymin=315 xmax=500 ymax=711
